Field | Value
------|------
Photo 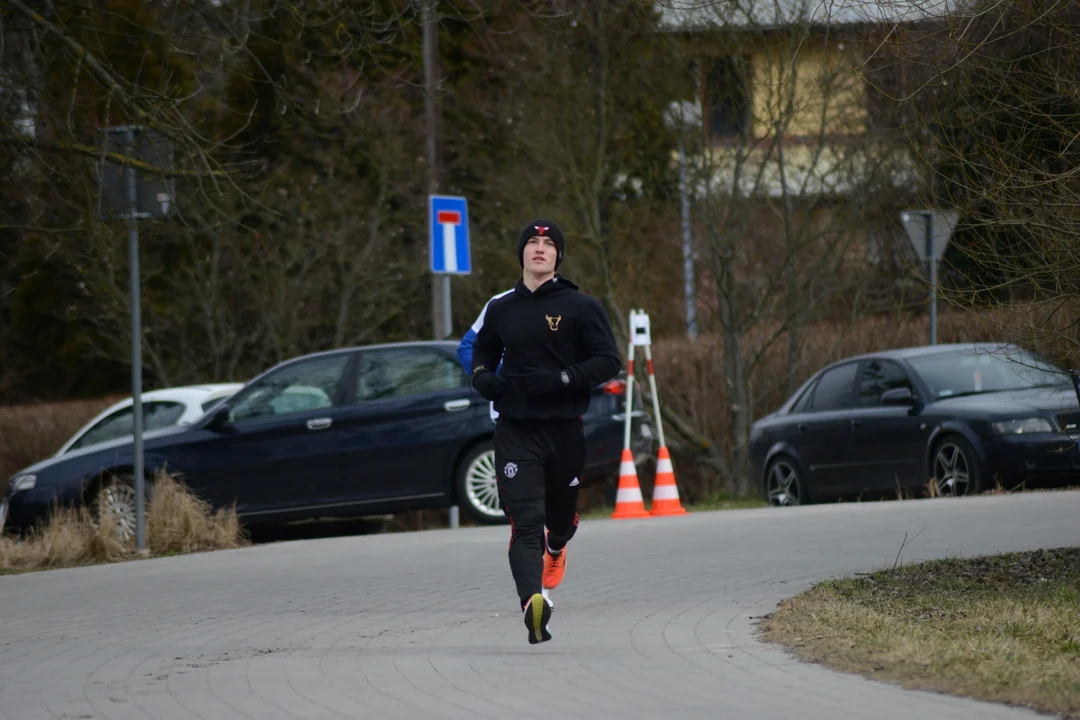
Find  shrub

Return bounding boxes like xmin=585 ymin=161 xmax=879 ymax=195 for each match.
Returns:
xmin=0 ymin=396 xmax=123 ymax=481
xmin=0 ymin=471 xmax=246 ymax=573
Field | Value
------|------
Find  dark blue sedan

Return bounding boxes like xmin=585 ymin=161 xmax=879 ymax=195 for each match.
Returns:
xmin=750 ymin=342 xmax=1080 ymax=506
xmin=1 ymin=341 xmax=653 ymax=536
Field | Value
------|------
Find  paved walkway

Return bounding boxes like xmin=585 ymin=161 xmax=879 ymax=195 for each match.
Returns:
xmin=1 ymin=491 xmax=1077 ymax=719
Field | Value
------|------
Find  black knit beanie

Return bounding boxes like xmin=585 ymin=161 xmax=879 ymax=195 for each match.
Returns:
xmin=517 ymin=219 xmax=565 ymax=269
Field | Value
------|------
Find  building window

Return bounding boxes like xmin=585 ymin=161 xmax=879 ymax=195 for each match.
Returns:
xmin=705 ymin=56 xmax=751 ymax=139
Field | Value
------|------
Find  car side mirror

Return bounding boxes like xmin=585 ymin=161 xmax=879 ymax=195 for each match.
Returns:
xmin=881 ymin=387 xmax=915 ymax=406
xmin=205 ymin=403 xmax=232 ymax=431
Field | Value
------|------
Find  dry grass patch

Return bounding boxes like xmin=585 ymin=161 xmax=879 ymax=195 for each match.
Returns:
xmin=146 ymin=472 xmax=247 ymax=554
xmin=0 ymin=508 xmax=129 ymax=573
xmin=760 ymin=547 xmax=1080 ymax=718
xmin=0 ymin=471 xmax=248 ymax=574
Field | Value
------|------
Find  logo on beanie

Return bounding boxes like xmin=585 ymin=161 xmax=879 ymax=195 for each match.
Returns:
xmin=534 ymin=225 xmax=550 ymax=237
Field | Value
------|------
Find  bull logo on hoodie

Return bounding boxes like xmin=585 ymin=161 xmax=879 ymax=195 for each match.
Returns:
xmin=545 ymin=314 xmax=562 ymax=331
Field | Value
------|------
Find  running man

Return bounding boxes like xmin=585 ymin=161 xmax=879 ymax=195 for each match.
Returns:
xmin=470 ymin=218 xmax=621 ymax=644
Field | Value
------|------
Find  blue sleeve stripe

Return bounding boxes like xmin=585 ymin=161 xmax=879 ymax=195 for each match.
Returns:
xmin=460 ymin=289 xmax=512 ymax=374
xmin=457 ymin=328 xmax=478 ymax=373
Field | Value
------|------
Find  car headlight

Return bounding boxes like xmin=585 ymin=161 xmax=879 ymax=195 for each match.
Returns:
xmin=991 ymin=418 xmax=1053 ymax=435
xmin=9 ymin=474 xmax=37 ymax=493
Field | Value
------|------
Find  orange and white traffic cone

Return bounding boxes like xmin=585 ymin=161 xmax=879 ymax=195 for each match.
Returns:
xmin=649 ymin=446 xmax=687 ymax=516
xmin=611 ymin=448 xmax=650 ymax=519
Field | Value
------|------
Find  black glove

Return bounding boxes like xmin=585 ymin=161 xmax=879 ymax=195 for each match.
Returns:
xmin=525 ymin=367 xmax=571 ymax=395
xmin=472 ymin=370 xmax=508 ymax=401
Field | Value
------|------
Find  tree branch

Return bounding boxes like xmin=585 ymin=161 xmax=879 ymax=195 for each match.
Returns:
xmin=6 ymin=0 xmax=184 ymax=144
xmin=0 ymin=136 xmax=225 ymax=178
xmin=636 ymin=381 xmax=733 ymax=479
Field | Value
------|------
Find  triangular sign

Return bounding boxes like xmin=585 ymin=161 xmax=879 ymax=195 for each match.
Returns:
xmin=901 ymin=209 xmax=958 ymax=262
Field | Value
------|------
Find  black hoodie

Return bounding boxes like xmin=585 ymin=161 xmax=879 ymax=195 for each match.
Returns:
xmin=470 ymin=275 xmax=621 ymax=420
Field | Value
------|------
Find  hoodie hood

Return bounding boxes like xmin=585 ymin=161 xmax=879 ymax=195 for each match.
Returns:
xmin=514 ymin=274 xmax=579 ymax=298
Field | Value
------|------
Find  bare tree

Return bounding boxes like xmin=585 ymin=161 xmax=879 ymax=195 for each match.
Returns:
xmin=0 ymin=0 xmax=429 ymax=392
xmin=659 ymin=0 xmax=912 ymax=494
xmin=460 ymin=0 xmax=687 ymax=331
xmin=867 ymin=0 xmax=1080 ymax=366
xmin=1 ymin=0 xmax=636 ymax=399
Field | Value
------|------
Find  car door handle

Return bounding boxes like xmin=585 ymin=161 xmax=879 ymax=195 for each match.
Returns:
xmin=797 ymin=423 xmax=809 ymax=432
xmin=307 ymin=417 xmax=332 ymax=430
xmin=443 ymin=399 xmax=471 ymax=412
xmin=851 ymin=418 xmax=864 ymax=428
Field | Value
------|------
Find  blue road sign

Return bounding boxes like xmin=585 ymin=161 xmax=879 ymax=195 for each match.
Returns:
xmin=429 ymin=195 xmax=471 ymax=275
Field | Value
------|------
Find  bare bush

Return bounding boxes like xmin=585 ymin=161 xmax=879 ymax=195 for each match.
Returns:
xmin=862 ymin=0 xmax=1080 ymax=363
xmin=0 ymin=506 xmax=128 ymax=572
xmin=0 ymin=395 xmax=123 ymax=480
xmin=146 ymin=471 xmax=246 ymax=555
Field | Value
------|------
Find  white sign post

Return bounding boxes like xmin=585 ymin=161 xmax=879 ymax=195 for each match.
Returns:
xmin=624 ymin=309 xmax=663 ymax=452
xmin=629 ymin=308 xmax=652 ymax=347
xmin=901 ymin=209 xmax=958 ymax=345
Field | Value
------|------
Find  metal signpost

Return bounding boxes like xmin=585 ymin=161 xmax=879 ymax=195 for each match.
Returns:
xmin=98 ymin=126 xmax=174 ymax=552
xmin=901 ymin=209 xmax=957 ymax=346
xmin=428 ymin=194 xmax=470 ymax=527
xmin=428 ymin=194 xmax=472 ymax=338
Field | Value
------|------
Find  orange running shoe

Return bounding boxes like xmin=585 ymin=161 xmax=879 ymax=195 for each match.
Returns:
xmin=542 ymin=545 xmax=566 ymax=590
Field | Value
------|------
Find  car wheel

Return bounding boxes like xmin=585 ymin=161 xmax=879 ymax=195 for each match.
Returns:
xmin=765 ymin=456 xmax=807 ymax=507
xmin=92 ymin=471 xmax=144 ymax=543
xmin=931 ymin=435 xmax=981 ymax=497
xmin=456 ymin=441 xmax=508 ymax=525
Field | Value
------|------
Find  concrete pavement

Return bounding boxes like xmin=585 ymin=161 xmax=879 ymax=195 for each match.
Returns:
xmin=1 ymin=491 xmax=1077 ymax=719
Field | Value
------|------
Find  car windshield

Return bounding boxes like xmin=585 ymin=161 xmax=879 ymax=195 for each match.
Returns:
xmin=908 ymin=347 xmax=1068 ymax=399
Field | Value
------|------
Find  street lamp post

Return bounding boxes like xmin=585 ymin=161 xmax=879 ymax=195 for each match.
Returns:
xmin=664 ymin=100 xmax=702 ymax=340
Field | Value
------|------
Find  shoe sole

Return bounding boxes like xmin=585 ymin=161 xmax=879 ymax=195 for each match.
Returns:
xmin=525 ymin=593 xmax=552 ymax=645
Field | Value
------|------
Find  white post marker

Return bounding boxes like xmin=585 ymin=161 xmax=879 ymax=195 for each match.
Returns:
xmin=636 ymin=334 xmax=667 ymax=452
xmin=624 ymin=308 xmax=687 ymax=517
xmin=622 ymin=309 xmax=651 ymax=452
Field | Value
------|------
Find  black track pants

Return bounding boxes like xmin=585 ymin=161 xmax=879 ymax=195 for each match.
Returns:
xmin=494 ymin=416 xmax=585 ymax=607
